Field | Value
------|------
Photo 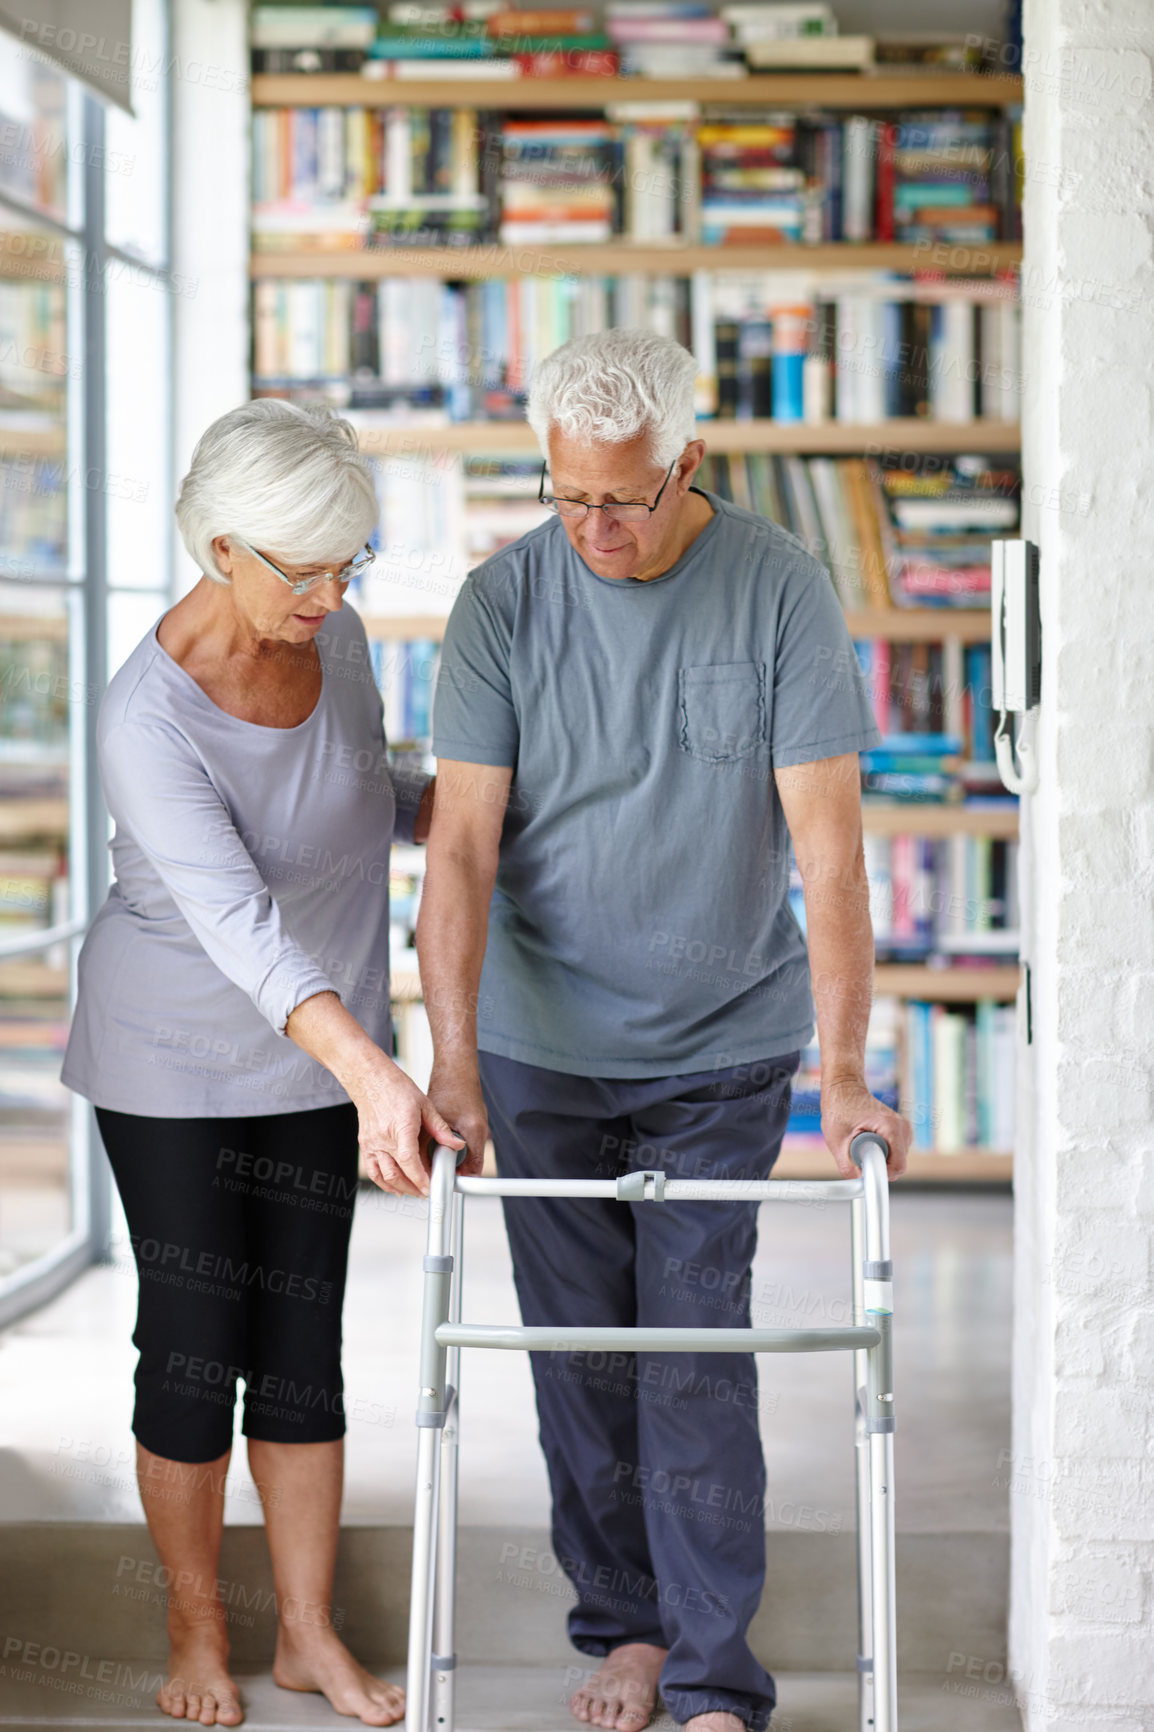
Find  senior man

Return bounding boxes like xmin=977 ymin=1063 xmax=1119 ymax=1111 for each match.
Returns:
xmin=417 ymin=328 xmax=911 ymax=1732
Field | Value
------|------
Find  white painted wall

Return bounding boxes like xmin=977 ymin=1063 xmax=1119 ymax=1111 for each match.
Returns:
xmin=170 ymin=0 xmax=249 ymax=597
xmin=1013 ymin=1 xmax=1154 ymax=1725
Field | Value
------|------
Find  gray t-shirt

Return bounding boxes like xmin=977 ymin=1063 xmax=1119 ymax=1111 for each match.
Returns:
xmin=433 ymin=489 xmax=882 ymax=1078
xmin=62 ymin=603 xmax=421 ymax=1117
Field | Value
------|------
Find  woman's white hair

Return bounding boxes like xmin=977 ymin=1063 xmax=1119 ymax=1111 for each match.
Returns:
xmin=175 ymin=399 xmax=379 ymax=585
xmin=526 ymin=328 xmax=697 ymax=469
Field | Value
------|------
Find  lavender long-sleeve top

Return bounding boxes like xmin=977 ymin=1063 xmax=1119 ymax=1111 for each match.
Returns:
xmin=62 ymin=603 xmax=425 ymax=1117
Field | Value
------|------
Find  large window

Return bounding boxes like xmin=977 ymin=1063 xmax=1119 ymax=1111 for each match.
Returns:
xmin=0 ymin=4 xmax=171 ymax=1322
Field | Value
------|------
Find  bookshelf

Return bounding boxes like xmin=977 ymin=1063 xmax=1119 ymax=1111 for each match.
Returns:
xmin=248 ymin=55 xmax=1022 ymax=1180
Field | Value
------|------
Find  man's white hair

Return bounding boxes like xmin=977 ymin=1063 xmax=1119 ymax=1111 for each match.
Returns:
xmin=527 ymin=328 xmax=697 ymax=470
xmin=175 ymin=399 xmax=379 ymax=585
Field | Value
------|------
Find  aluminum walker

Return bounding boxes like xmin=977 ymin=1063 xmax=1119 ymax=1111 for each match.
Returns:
xmin=405 ymin=1131 xmax=897 ymax=1732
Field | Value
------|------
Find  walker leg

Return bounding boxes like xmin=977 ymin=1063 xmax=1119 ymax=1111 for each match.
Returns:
xmin=405 ymin=1150 xmax=458 ymax=1732
xmin=851 ymin=1197 xmax=875 ymax=1732
xmin=858 ymin=1140 xmax=898 ymax=1732
xmin=430 ymin=1190 xmax=464 ymax=1731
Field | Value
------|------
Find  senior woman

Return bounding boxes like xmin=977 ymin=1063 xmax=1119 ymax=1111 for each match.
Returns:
xmin=62 ymin=400 xmax=469 ymax=1729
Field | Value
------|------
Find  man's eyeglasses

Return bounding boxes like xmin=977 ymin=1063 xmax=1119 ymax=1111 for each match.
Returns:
xmin=537 ymin=457 xmax=678 ymax=524
xmin=232 ymin=535 xmax=376 ymax=597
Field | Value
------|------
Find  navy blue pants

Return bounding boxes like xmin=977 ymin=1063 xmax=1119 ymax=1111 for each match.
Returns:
xmin=478 ymin=1049 xmax=801 ymax=1732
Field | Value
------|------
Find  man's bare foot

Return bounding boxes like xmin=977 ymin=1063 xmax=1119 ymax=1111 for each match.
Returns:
xmin=157 ymin=1630 xmax=243 ymax=1726
xmin=273 ymin=1624 xmax=403 ymax=1727
xmin=683 ymin=1715 xmax=746 ymax=1731
xmin=570 ymin=1642 xmax=669 ymax=1731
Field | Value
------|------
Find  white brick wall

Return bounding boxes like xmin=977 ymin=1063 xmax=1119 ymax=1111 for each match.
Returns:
xmin=1015 ymin=1 xmax=1154 ymax=1724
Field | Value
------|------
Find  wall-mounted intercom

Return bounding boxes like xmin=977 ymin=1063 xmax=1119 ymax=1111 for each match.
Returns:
xmin=990 ymin=538 xmax=1041 ymax=795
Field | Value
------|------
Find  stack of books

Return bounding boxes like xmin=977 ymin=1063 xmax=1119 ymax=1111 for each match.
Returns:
xmin=498 ymin=119 xmax=619 ymax=244
xmin=723 ymin=3 xmax=875 ymax=72
xmin=872 ymin=452 xmax=1019 ymax=606
xmin=893 ymin=111 xmax=1004 ymax=246
xmin=252 ymin=4 xmax=382 ymax=73
xmin=698 ymin=450 xmax=1020 ymax=612
xmin=370 ymin=4 xmax=621 ymax=77
xmin=605 ymin=0 xmax=742 ymax=79
xmin=698 ymin=117 xmax=806 ymax=244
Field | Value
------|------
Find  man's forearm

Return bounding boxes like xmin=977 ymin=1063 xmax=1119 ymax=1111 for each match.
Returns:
xmin=800 ymin=847 xmax=874 ymax=1083
xmin=416 ymin=846 xmax=495 ymax=1067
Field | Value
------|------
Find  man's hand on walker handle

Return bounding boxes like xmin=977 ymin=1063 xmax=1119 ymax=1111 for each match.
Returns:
xmin=351 ymin=1055 xmax=464 ymax=1199
xmin=821 ymin=1075 xmax=911 ymax=1180
xmin=426 ymin=1055 xmax=489 ymax=1181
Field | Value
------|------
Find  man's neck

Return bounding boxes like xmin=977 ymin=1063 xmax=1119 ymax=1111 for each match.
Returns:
xmin=631 ymin=489 xmax=715 ymax=583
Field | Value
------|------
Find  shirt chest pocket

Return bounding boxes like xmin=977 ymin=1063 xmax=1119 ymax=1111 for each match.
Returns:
xmin=677 ymin=661 xmax=768 ymax=764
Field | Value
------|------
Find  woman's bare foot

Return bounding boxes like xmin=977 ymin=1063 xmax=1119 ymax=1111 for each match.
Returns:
xmin=684 ymin=1715 xmax=746 ymax=1731
xmin=273 ymin=1624 xmax=403 ymax=1727
xmin=570 ymin=1642 xmax=669 ymax=1731
xmin=157 ymin=1629 xmax=243 ymax=1725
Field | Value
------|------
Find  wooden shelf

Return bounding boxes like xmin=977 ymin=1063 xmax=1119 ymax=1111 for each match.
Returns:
xmin=0 ymin=799 xmax=69 ymax=841
xmin=253 ymin=72 xmax=1024 ymax=110
xmin=862 ymin=802 xmax=1018 ymax=838
xmin=0 ymin=613 xmax=68 ymax=640
xmin=252 ymin=240 xmax=1023 ymax=280
xmin=844 ymin=608 xmax=993 ymax=642
xmin=775 ymin=1140 xmax=1012 ymax=1182
xmin=0 ymin=959 xmax=68 ymax=997
xmin=352 ymin=418 xmax=1020 ymax=458
xmin=0 ymin=423 xmax=65 ymax=458
xmin=874 ymin=963 xmax=1019 ymax=999
xmin=391 ymin=963 xmax=1020 ymax=1003
xmin=391 ymin=968 xmax=423 ymax=1003
xmin=363 ymin=609 xmax=998 ymax=647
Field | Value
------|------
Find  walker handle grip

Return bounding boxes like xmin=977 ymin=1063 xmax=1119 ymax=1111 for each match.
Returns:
xmin=849 ymin=1132 xmax=891 ymax=1166
xmin=430 ymin=1140 xmax=469 ymax=1168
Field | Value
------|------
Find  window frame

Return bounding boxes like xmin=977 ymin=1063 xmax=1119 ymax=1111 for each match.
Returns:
xmin=0 ymin=17 xmax=174 ymax=1329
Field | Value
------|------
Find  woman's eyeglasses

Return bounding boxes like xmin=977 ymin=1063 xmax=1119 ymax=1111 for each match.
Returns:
xmin=232 ymin=536 xmax=376 ymax=597
xmin=537 ymin=457 xmax=678 ymax=524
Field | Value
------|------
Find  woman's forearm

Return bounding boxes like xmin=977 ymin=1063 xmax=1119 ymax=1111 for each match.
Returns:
xmin=284 ymin=989 xmax=386 ymax=1097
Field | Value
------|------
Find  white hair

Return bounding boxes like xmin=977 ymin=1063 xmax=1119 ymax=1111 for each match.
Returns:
xmin=175 ymin=399 xmax=379 ymax=585
xmin=526 ymin=328 xmax=697 ymax=469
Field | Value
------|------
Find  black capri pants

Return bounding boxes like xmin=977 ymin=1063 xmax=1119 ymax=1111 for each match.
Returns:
xmin=96 ymin=1102 xmax=360 ymax=1463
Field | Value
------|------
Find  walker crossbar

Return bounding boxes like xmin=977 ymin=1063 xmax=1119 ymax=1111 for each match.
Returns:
xmin=456 ymin=1173 xmax=864 ymax=1202
xmin=405 ymin=1132 xmax=898 ymax=1732
xmin=436 ymin=1323 xmax=881 ymax=1354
